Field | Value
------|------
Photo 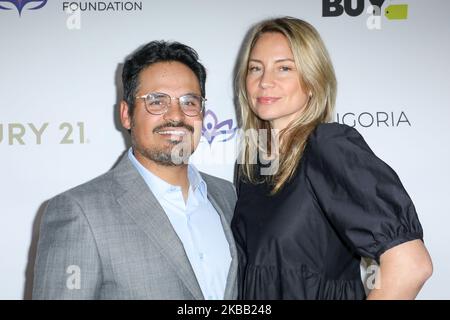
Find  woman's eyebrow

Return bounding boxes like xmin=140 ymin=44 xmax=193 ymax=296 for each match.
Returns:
xmin=248 ymin=58 xmax=295 ymax=63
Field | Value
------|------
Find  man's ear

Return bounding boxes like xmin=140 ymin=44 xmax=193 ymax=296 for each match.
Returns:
xmin=120 ymin=100 xmax=131 ymax=130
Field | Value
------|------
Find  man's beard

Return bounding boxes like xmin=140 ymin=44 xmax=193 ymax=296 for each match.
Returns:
xmin=134 ymin=139 xmax=193 ymax=166
xmin=131 ymin=120 xmax=195 ymax=166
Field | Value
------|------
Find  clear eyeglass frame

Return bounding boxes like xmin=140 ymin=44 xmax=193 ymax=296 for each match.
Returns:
xmin=136 ymin=92 xmax=206 ymax=117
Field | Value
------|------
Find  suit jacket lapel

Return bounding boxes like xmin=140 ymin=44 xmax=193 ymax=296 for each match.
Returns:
xmin=205 ymin=183 xmax=238 ymax=300
xmin=112 ymin=155 xmax=204 ymax=299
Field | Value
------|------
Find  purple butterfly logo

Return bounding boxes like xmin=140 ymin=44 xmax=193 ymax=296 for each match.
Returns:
xmin=0 ymin=0 xmax=47 ymax=16
xmin=202 ymin=109 xmax=238 ymax=145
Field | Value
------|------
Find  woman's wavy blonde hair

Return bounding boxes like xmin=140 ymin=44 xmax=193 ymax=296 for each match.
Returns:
xmin=237 ymin=17 xmax=337 ymax=194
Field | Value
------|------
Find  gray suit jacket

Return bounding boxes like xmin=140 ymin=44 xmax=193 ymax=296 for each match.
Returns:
xmin=32 ymin=154 xmax=238 ymax=299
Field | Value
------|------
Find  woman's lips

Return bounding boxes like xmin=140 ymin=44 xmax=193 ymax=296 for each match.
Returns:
xmin=256 ymin=97 xmax=281 ymax=104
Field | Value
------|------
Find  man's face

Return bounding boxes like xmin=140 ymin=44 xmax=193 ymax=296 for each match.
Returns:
xmin=120 ymin=61 xmax=203 ymax=166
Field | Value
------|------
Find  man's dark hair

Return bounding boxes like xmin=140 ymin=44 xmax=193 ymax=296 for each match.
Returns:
xmin=122 ymin=40 xmax=207 ymax=116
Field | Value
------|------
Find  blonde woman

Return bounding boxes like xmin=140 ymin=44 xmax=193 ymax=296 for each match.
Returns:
xmin=231 ymin=17 xmax=432 ymax=300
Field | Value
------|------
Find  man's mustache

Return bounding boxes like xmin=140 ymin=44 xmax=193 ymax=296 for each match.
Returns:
xmin=153 ymin=121 xmax=195 ymax=134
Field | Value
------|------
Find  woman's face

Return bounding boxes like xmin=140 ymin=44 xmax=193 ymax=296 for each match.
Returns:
xmin=246 ymin=32 xmax=309 ymax=131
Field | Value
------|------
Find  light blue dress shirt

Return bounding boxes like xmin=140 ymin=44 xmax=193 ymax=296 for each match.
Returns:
xmin=128 ymin=148 xmax=232 ymax=300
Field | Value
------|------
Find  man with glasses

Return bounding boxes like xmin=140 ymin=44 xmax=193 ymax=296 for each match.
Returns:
xmin=32 ymin=41 xmax=238 ymax=300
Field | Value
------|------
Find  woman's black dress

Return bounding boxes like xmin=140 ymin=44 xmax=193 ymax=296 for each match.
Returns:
xmin=231 ymin=123 xmax=424 ymax=299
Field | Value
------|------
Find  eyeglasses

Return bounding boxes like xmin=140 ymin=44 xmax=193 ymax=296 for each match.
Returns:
xmin=136 ymin=92 xmax=206 ymax=117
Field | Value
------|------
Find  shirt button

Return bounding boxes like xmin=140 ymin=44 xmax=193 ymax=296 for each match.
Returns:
xmin=199 ymin=253 xmax=204 ymax=260
xmin=208 ymin=295 xmax=213 ymax=300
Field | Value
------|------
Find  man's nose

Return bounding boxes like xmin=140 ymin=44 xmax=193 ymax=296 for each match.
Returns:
xmin=163 ymin=99 xmax=185 ymax=122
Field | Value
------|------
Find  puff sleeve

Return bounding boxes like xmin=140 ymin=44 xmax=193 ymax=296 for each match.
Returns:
xmin=305 ymin=123 xmax=423 ymax=263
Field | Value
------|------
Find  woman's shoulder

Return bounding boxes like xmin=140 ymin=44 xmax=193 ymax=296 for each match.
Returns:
xmin=309 ymin=122 xmax=361 ymax=143
xmin=306 ymin=122 xmax=369 ymax=156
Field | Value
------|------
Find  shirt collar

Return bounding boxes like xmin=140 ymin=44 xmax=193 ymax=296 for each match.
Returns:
xmin=187 ymin=163 xmax=208 ymax=201
xmin=128 ymin=148 xmax=208 ymax=201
